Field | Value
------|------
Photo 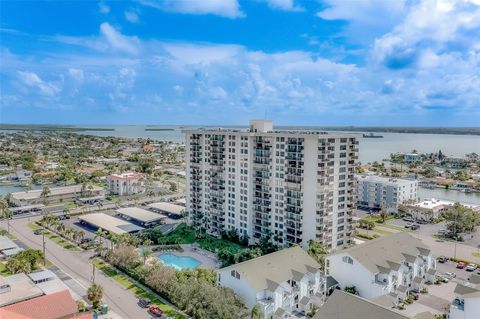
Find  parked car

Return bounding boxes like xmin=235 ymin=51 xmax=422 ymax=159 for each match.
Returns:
xmin=410 ymin=224 xmax=420 ymax=230
xmin=405 ymin=223 xmax=413 ymax=229
xmin=33 ymin=229 xmax=43 ymax=235
xmin=81 ymin=238 xmax=93 ymax=244
xmin=466 ymin=263 xmax=478 ymax=272
xmin=138 ymin=298 xmax=151 ymax=308
xmin=457 ymin=261 xmax=467 ymax=269
xmin=403 ymin=217 xmax=415 ymax=222
xmin=437 ymin=275 xmax=449 ymax=283
xmin=444 ymin=272 xmax=456 ymax=278
xmin=148 ymin=305 xmax=163 ymax=317
xmin=438 ymin=256 xmax=448 ymax=263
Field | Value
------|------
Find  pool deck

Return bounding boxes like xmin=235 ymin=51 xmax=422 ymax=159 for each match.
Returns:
xmin=156 ymin=244 xmax=220 ymax=269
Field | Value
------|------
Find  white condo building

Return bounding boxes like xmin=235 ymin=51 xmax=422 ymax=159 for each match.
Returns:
xmin=356 ymin=174 xmax=418 ymax=213
xmin=183 ymin=120 xmax=358 ymax=250
xmin=107 ymin=172 xmax=144 ymax=196
xmin=326 ymin=232 xmax=436 ymax=302
xmin=217 ymin=246 xmax=326 ymax=319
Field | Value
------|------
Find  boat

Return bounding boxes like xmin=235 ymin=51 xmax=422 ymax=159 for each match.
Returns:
xmin=363 ymin=132 xmax=384 ymax=138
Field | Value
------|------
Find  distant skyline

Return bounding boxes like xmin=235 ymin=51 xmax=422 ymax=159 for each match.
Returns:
xmin=1 ymin=0 xmax=480 ymax=126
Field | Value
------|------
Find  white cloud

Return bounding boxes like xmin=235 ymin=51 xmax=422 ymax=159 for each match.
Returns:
xmin=68 ymin=68 xmax=84 ymax=82
xmin=139 ymin=0 xmax=244 ymax=18
xmin=17 ymin=71 xmax=60 ymax=96
xmin=125 ymin=10 xmax=139 ymax=23
xmin=99 ymin=23 xmax=140 ymax=54
xmin=265 ymin=0 xmax=303 ymax=12
xmin=98 ymin=2 xmax=110 ymax=14
xmin=317 ymin=0 xmax=409 ymax=44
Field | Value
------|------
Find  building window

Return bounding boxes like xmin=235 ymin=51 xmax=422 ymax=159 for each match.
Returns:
xmin=230 ymin=270 xmax=241 ymax=279
xmin=342 ymin=256 xmax=354 ymax=265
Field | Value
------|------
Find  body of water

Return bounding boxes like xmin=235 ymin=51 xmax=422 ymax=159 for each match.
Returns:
xmin=2 ymin=125 xmax=479 ymax=203
xmin=74 ymin=125 xmax=480 ymax=163
xmin=158 ymin=253 xmax=200 ymax=270
xmin=419 ymin=187 xmax=480 ymax=205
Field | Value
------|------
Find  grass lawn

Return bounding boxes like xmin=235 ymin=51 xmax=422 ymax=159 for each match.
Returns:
xmin=0 ymin=262 xmax=11 ymax=276
xmin=28 ymin=223 xmax=81 ymax=252
xmin=381 ymin=223 xmax=412 ymax=232
xmin=158 ymin=224 xmax=244 ymax=255
xmin=0 ymin=227 xmax=16 ymax=240
xmin=92 ymin=259 xmax=185 ymax=319
xmin=372 ymin=227 xmax=394 ymax=235
xmin=473 ymin=252 xmax=480 ymax=258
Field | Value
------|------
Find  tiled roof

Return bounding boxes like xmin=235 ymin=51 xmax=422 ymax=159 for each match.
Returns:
xmin=2 ymin=290 xmax=77 ymax=319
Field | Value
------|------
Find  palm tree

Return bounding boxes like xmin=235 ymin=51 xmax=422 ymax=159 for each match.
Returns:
xmin=87 ymin=283 xmax=104 ymax=309
xmin=95 ymin=229 xmax=108 ymax=247
xmin=41 ymin=186 xmax=51 ymax=198
xmin=250 ymin=304 xmax=262 ymax=319
xmin=379 ymin=203 xmax=389 ymax=223
xmin=0 ymin=199 xmax=12 ymax=233
xmin=140 ymin=247 xmax=153 ymax=265
xmin=63 ymin=207 xmax=70 ymax=216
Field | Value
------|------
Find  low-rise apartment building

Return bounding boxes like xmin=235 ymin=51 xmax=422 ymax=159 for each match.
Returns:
xmin=313 ymin=289 xmax=433 ymax=319
xmin=405 ymin=198 xmax=480 ymax=222
xmin=217 ymin=246 xmax=325 ymax=319
xmin=9 ymin=184 xmax=104 ymax=206
xmin=404 ymin=153 xmax=421 ymax=164
xmin=356 ymin=174 xmax=418 ymax=213
xmin=325 ymin=232 xmax=436 ymax=301
xmin=450 ymin=274 xmax=480 ymax=319
xmin=107 ymin=172 xmax=144 ymax=196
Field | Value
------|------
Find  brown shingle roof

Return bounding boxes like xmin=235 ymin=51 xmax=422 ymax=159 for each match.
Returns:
xmin=3 ymin=290 xmax=77 ymax=319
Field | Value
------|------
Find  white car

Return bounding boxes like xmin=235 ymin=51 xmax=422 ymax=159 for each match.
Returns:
xmin=466 ymin=263 xmax=478 ymax=272
xmin=444 ymin=272 xmax=456 ymax=278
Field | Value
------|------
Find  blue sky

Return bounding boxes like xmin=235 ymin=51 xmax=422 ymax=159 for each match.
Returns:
xmin=1 ymin=0 xmax=479 ymax=126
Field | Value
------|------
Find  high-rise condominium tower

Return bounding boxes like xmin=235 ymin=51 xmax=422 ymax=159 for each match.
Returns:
xmin=183 ymin=120 xmax=358 ymax=250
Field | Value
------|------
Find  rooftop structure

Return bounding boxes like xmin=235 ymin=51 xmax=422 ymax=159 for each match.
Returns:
xmin=0 ymin=235 xmax=18 ymax=251
xmin=116 ymin=207 xmax=164 ymax=227
xmin=313 ymin=290 xmax=409 ymax=319
xmin=78 ymin=213 xmax=144 ymax=234
xmin=108 ymin=172 xmax=144 ymax=180
xmin=0 ymin=274 xmax=44 ymax=307
xmin=10 ymin=184 xmax=104 ymax=206
xmin=147 ymin=202 xmax=185 ymax=216
xmin=1 ymin=289 xmax=78 ymax=319
xmin=405 ymin=198 xmax=480 ymax=222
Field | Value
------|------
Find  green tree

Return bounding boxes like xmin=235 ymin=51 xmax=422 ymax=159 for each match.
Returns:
xmin=87 ymin=284 xmax=104 ymax=309
xmin=250 ymin=304 xmax=262 ymax=319
xmin=307 ymin=241 xmax=328 ymax=271
xmin=442 ymin=203 xmax=480 ymax=238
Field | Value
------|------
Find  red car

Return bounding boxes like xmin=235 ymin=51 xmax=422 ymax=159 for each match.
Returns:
xmin=148 ymin=305 xmax=163 ymax=317
xmin=457 ymin=261 xmax=467 ymax=269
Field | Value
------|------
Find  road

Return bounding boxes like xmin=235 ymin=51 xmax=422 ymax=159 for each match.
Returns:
xmin=3 ymin=217 xmax=152 ymax=319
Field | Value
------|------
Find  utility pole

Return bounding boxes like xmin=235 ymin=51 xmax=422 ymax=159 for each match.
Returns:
xmin=42 ymin=229 xmax=46 ymax=266
xmin=454 ymin=211 xmax=458 ymax=260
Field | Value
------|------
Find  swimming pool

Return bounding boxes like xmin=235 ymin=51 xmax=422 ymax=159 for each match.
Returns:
xmin=158 ymin=253 xmax=200 ymax=270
